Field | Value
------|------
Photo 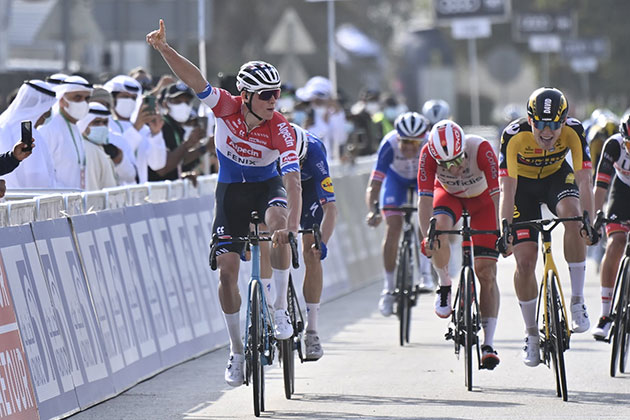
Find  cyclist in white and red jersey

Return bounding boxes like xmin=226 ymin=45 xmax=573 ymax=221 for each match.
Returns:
xmin=147 ymin=20 xmax=302 ymax=388
xmin=591 ymin=113 xmax=630 ymax=339
xmin=417 ymin=120 xmax=501 ymax=369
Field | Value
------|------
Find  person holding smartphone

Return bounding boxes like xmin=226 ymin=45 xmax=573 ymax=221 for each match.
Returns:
xmin=0 ymin=138 xmax=34 ymax=198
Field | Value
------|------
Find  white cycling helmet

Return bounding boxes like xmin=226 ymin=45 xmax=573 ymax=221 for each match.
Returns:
xmin=422 ymin=99 xmax=451 ymax=125
xmin=236 ymin=61 xmax=281 ymax=93
xmin=427 ymin=120 xmax=465 ymax=162
xmin=394 ymin=112 xmax=429 ymax=140
xmin=290 ymin=123 xmax=309 ymax=161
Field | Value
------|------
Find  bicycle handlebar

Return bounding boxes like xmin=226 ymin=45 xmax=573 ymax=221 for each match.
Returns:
xmin=426 ymin=216 xmax=499 ymax=251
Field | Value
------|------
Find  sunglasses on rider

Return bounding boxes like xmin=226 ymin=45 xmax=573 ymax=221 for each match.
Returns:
xmin=532 ymin=119 xmax=563 ymax=131
xmin=400 ymin=138 xmax=421 ymax=145
xmin=437 ymin=155 xmax=465 ymax=169
xmin=257 ymin=89 xmax=281 ymax=101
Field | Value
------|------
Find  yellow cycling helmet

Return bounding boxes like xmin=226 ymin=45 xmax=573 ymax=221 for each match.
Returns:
xmin=526 ymin=87 xmax=568 ymax=130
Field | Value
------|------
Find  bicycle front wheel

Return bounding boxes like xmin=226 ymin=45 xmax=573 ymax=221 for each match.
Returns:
xmin=396 ymin=243 xmax=412 ymax=346
xmin=249 ymin=281 xmax=264 ymax=416
xmin=463 ymin=266 xmax=474 ymax=391
xmin=281 ymin=276 xmax=297 ymax=399
xmin=619 ymin=265 xmax=630 ymax=373
xmin=610 ymin=260 xmax=629 ymax=376
xmin=549 ymin=274 xmax=569 ymax=401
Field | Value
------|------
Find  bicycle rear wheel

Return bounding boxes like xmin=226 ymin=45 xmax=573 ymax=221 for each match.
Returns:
xmin=463 ymin=266 xmax=474 ymax=391
xmin=610 ymin=260 xmax=629 ymax=377
xmin=249 ymin=281 xmax=264 ymax=416
xmin=281 ymin=276 xmax=297 ymax=399
xmin=549 ymin=274 xmax=569 ymax=401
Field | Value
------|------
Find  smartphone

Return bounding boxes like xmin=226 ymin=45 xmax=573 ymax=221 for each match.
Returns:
xmin=143 ymin=95 xmax=156 ymax=113
xmin=21 ymin=120 xmax=33 ymax=152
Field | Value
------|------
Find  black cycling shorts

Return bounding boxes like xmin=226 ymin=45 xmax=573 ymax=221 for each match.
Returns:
xmin=212 ymin=176 xmax=287 ymax=255
xmin=512 ymin=161 xmax=579 ymax=245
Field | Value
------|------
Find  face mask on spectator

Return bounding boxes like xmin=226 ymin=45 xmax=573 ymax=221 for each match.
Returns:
xmin=65 ymin=99 xmax=89 ymax=120
xmin=292 ymin=110 xmax=307 ymax=126
xmin=86 ymin=126 xmax=109 ymax=145
xmin=168 ymin=102 xmax=193 ymax=123
xmin=384 ymin=107 xmax=398 ymax=122
xmin=115 ymin=97 xmax=136 ymax=118
xmin=365 ymin=101 xmax=380 ymax=115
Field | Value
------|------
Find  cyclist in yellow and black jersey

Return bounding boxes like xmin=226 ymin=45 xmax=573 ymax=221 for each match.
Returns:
xmin=500 ymin=116 xmax=590 ymax=180
xmin=498 ymin=87 xmax=595 ymax=368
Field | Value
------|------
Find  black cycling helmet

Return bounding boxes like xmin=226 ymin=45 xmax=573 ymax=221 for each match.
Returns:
xmin=526 ymin=87 xmax=568 ymax=123
xmin=619 ymin=113 xmax=630 ymax=140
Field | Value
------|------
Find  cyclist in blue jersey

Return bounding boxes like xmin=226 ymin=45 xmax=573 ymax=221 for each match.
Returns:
xmin=291 ymin=123 xmax=337 ymax=360
xmin=365 ymin=112 xmax=431 ymax=316
xmin=147 ymin=20 xmax=302 ymax=388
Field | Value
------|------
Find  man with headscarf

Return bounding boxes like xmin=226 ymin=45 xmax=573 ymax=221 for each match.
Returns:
xmin=77 ymin=103 xmax=118 ymax=190
xmin=38 ymin=75 xmax=93 ymax=189
xmin=104 ymin=75 xmax=166 ymax=183
xmin=88 ymin=85 xmax=137 ymax=184
xmin=0 ymin=79 xmax=57 ymax=188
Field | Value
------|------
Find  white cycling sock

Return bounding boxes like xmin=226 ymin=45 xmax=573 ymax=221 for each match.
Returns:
xmin=519 ymin=298 xmax=538 ymax=337
xmin=481 ymin=317 xmax=497 ymax=348
xmin=435 ymin=265 xmax=451 ymax=287
xmin=568 ymin=261 xmax=586 ymax=304
xmin=273 ymin=268 xmax=290 ymax=310
xmin=306 ymin=302 xmax=320 ymax=333
xmin=261 ymin=277 xmax=273 ymax=307
xmin=419 ymin=253 xmax=433 ymax=277
xmin=601 ymin=286 xmax=614 ymax=316
xmin=383 ymin=270 xmax=395 ymax=293
xmin=223 ymin=311 xmax=243 ymax=354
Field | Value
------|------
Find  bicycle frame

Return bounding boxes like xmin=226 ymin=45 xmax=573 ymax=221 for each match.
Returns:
xmin=538 ymin=228 xmax=572 ymax=345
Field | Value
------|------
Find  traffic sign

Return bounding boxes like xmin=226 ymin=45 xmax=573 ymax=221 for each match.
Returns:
xmin=434 ymin=0 xmax=510 ymax=24
xmin=528 ymin=34 xmax=562 ymax=53
xmin=513 ymin=11 xmax=575 ymax=42
xmin=265 ymin=7 xmax=316 ymax=55
xmin=451 ymin=18 xmax=491 ymax=39
xmin=562 ymin=37 xmax=610 ymax=60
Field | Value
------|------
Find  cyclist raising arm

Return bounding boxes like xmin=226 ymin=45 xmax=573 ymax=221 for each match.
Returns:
xmin=591 ymin=113 xmax=630 ymax=339
xmin=147 ymin=20 xmax=302 ymax=387
xmin=365 ymin=112 xmax=432 ymax=316
xmin=417 ymin=120 xmax=501 ymax=369
xmin=498 ymin=87 xmax=594 ymax=367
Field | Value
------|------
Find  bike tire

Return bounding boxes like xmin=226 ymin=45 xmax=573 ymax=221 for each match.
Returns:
xmin=610 ymin=260 xmax=629 ymax=377
xmin=464 ymin=266 xmax=474 ymax=391
xmin=549 ymin=274 xmax=569 ymax=401
xmin=281 ymin=276 xmax=297 ymax=399
xmin=250 ymin=281 xmax=264 ymax=417
xmin=396 ymin=243 xmax=410 ymax=346
xmin=619 ymin=266 xmax=630 ymax=373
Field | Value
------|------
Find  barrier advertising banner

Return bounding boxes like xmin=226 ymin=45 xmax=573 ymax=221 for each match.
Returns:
xmin=0 ymin=229 xmax=38 ymax=420
xmin=70 ymin=211 xmax=161 ymax=392
xmin=0 ymin=224 xmax=80 ymax=419
xmin=30 ymin=219 xmax=117 ymax=410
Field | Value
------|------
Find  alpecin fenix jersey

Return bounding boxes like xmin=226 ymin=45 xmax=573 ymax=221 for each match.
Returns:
xmin=198 ymin=84 xmax=299 ymax=183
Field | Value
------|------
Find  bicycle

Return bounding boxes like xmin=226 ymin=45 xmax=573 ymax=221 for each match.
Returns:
xmin=381 ymin=205 xmax=429 ymax=346
xmin=209 ymin=211 xmax=299 ymax=417
xmin=427 ymin=209 xmax=499 ymax=391
xmin=592 ymin=211 xmax=630 ymax=377
xmin=498 ymin=211 xmax=595 ymax=401
xmin=280 ymin=225 xmax=321 ymax=399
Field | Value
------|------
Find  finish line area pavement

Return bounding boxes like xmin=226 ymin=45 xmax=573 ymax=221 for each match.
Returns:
xmin=70 ymin=237 xmax=630 ymax=420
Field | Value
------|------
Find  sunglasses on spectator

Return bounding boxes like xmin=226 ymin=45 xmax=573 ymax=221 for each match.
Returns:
xmin=437 ymin=155 xmax=465 ymax=169
xmin=532 ymin=119 xmax=563 ymax=131
xmin=257 ymin=89 xmax=281 ymax=101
